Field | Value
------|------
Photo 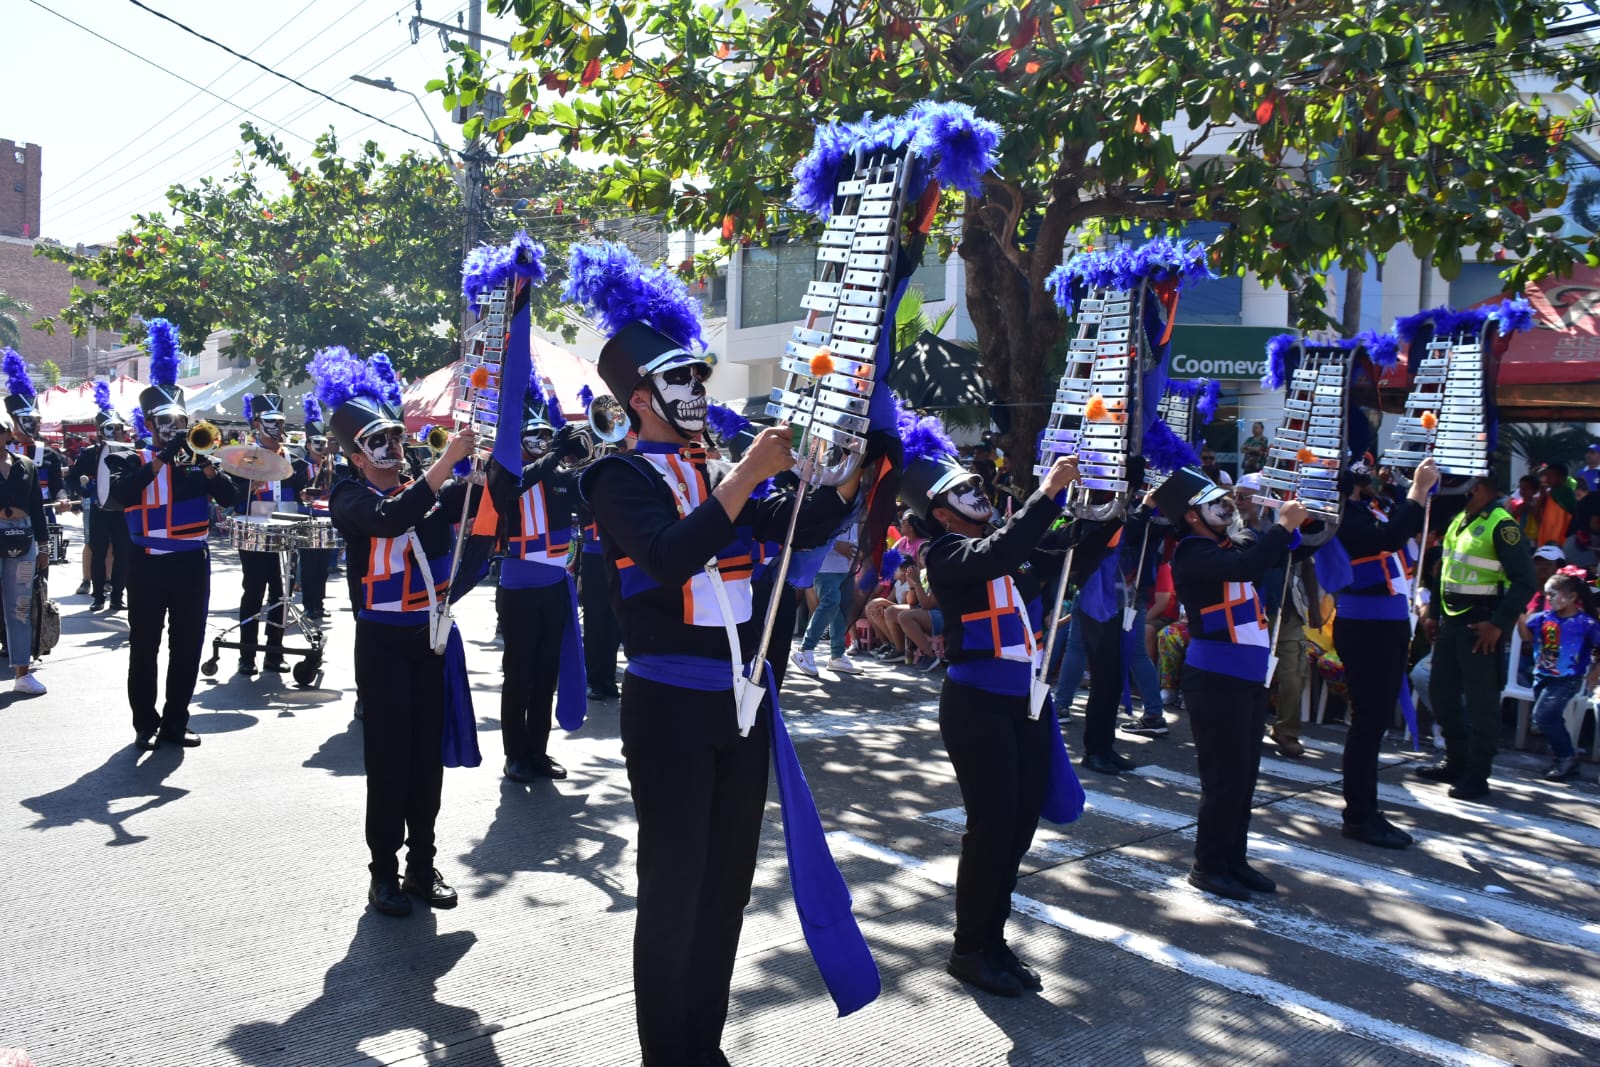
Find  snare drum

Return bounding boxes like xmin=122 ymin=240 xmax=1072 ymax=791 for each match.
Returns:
xmin=296 ymin=520 xmax=343 ymax=550
xmin=227 ymin=515 xmax=292 ymax=553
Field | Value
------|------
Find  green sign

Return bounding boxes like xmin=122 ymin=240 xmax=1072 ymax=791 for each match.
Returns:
xmin=1166 ymin=324 xmax=1281 ymax=381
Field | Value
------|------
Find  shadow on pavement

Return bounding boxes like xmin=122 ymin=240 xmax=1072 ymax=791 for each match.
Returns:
xmin=458 ymin=777 xmax=633 ymax=913
xmin=20 ymin=746 xmax=189 ymax=846
xmin=222 ymin=910 xmax=503 ymax=1066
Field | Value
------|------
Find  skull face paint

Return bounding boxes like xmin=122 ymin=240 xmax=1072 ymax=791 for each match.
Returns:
xmin=945 ymin=476 xmax=995 ymax=524
xmin=256 ymin=417 xmax=285 ymax=445
xmin=16 ymin=415 xmax=40 ymax=440
xmin=357 ymin=427 xmax=404 ymax=470
xmin=1199 ymin=497 xmax=1247 ymax=542
xmin=648 ymin=363 xmax=710 ymax=438
xmin=152 ymin=413 xmax=188 ymax=445
xmin=522 ymin=429 xmax=553 ymax=457
xmin=99 ymin=422 xmax=126 ymax=444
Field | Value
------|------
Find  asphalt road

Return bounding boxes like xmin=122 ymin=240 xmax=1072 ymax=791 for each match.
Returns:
xmin=2 ymin=515 xmax=1597 ymax=1066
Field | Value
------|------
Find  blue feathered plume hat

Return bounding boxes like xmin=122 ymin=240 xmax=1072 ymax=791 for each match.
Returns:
xmin=521 ymin=388 xmax=556 ymax=433
xmin=3 ymin=347 xmax=38 ymax=420
xmin=302 ymin=394 xmax=325 ymax=435
xmin=563 ymin=242 xmax=712 ymax=411
xmin=138 ymin=318 xmax=187 ymax=422
xmin=895 ymin=400 xmax=971 ymax=520
xmin=308 ymin=346 xmax=405 ymax=454
xmin=93 ymin=379 xmax=126 ymax=430
xmin=247 ymin=391 xmax=287 ymax=423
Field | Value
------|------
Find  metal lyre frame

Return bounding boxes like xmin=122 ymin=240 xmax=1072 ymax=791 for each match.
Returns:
xmin=744 ymin=143 xmax=916 ymax=705
xmin=1254 ymin=337 xmax=1352 ymax=685
xmin=1031 ymin=279 xmax=1151 ymax=717
xmin=1125 ymin=382 xmax=1205 ymax=631
xmin=1380 ymin=319 xmax=1494 ymax=618
xmin=433 ymin=278 xmax=511 ymax=652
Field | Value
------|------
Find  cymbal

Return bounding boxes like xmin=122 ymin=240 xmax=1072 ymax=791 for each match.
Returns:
xmin=216 ymin=444 xmax=294 ymax=481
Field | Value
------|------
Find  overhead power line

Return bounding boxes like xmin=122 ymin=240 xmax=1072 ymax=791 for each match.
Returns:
xmin=122 ymin=0 xmax=437 ymax=148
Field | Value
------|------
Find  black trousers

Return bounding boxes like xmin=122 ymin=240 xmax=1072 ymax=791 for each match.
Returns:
xmin=752 ymin=574 xmax=800 ymax=692
xmin=578 ymin=550 xmax=621 ymax=694
xmin=621 ymin=672 xmax=769 ymax=1067
xmin=1333 ymin=617 xmax=1409 ymax=824
xmin=938 ymin=678 xmax=1052 ymax=954
xmin=88 ymin=504 xmax=129 ymax=600
xmin=126 ymin=548 xmax=210 ymax=738
xmin=298 ymin=547 xmax=334 ymax=615
xmin=1078 ymin=613 xmax=1124 ymax=756
xmin=1182 ymin=665 xmax=1267 ymax=874
xmin=497 ymin=581 xmax=568 ymax=762
xmin=354 ymin=618 xmax=445 ymax=880
xmin=238 ymin=549 xmax=285 ymax=659
xmin=1429 ymin=616 xmax=1507 ymax=782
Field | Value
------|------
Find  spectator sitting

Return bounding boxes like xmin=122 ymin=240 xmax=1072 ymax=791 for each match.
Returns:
xmin=1510 ymin=473 xmax=1544 ymax=540
xmin=864 ymin=559 xmax=917 ymax=660
xmin=890 ymin=541 xmax=943 ymax=670
xmin=1536 ymin=462 xmax=1579 ymax=548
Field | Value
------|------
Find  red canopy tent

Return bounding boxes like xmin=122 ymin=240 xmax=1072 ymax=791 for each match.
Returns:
xmin=401 ymin=336 xmax=608 ymax=432
xmin=1379 ymin=264 xmax=1600 ymax=419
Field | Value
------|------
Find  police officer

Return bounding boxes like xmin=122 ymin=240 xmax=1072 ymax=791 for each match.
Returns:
xmin=1419 ymin=474 xmax=1537 ymax=799
xmin=108 ymin=319 xmax=237 ymax=750
xmin=1333 ymin=455 xmax=1438 ymax=846
xmin=230 ymin=393 xmax=312 ymax=676
xmin=1156 ymin=466 xmax=1304 ymax=902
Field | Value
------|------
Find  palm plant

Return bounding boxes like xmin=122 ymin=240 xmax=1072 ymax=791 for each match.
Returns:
xmin=0 ymin=290 xmax=31 ymax=350
xmin=1498 ymin=422 xmax=1592 ymax=473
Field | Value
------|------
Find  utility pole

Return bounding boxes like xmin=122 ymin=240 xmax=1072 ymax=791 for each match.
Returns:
xmin=459 ymin=0 xmax=487 ymax=338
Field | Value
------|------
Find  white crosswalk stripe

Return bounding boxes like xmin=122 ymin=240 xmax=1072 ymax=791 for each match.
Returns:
xmin=828 ymin=832 xmax=1510 ymax=1067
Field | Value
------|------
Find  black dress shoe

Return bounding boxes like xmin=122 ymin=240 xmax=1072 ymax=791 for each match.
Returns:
xmin=238 ymin=660 xmax=258 ymax=678
xmin=531 ymin=755 xmax=568 ymax=780
xmin=1230 ymin=861 xmax=1277 ymax=894
xmin=1188 ymin=867 xmax=1252 ymax=902
xmin=401 ymin=868 xmax=459 ymax=909
xmin=946 ymin=947 xmax=1024 ymax=997
xmin=369 ymin=876 xmax=413 ymax=917
xmin=263 ymin=657 xmax=289 ymax=673
xmin=586 ymin=686 xmax=618 ymax=701
xmin=996 ymin=943 xmax=1043 ymax=991
xmin=90 ymin=598 xmax=105 ymax=612
xmin=1414 ymin=762 xmax=1461 ymax=783
xmin=1081 ymin=750 xmax=1134 ymax=776
xmin=108 ymin=598 xmax=124 ymax=613
xmin=158 ymin=730 xmax=202 ymax=748
xmin=1341 ymin=816 xmax=1414 ymax=850
xmin=135 ymin=733 xmax=160 ymax=752
xmin=504 ymin=759 xmax=536 ymax=784
xmin=1448 ymin=778 xmax=1491 ymax=801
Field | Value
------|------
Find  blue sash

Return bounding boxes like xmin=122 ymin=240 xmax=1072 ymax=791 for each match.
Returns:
xmin=555 ymin=573 xmax=587 ymax=731
xmin=1039 ymin=694 xmax=1086 ymax=825
xmin=441 ymin=624 xmax=482 ymax=768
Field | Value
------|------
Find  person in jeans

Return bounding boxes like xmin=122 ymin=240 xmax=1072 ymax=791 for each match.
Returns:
xmin=792 ymin=521 xmax=861 ymax=678
xmin=1517 ymin=571 xmax=1600 ymax=781
xmin=0 ymin=406 xmax=49 ymax=695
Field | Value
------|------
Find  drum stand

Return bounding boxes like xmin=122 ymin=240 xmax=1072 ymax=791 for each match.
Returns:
xmin=202 ymin=540 xmax=325 ymax=687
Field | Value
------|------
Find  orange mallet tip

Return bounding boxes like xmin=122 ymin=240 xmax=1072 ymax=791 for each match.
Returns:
xmin=470 ymin=366 xmax=491 ymax=389
xmin=809 ymin=349 xmax=836 ymax=377
xmin=1420 ymin=411 xmax=1438 ymax=430
xmin=1085 ymin=394 xmax=1108 ymax=421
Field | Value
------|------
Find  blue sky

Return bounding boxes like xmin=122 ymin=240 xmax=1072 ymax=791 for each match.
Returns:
xmin=7 ymin=0 xmax=529 ymax=245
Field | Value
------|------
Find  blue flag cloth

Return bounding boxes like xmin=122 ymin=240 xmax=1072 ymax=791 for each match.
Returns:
xmin=1398 ymin=680 xmax=1421 ymax=753
xmin=764 ymin=673 xmax=881 ymax=1017
xmin=1040 ymin=694 xmax=1086 ymax=824
xmin=492 ymin=277 xmax=534 ymax=474
xmin=441 ymin=624 xmax=482 ymax=768
xmin=1312 ymin=535 xmax=1354 ymax=596
xmin=555 ymin=572 xmax=588 ymax=731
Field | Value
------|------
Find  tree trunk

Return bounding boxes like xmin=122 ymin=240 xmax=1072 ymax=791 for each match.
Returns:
xmin=958 ymin=199 xmax=1064 ymax=493
xmin=1340 ymin=264 xmax=1364 ymax=339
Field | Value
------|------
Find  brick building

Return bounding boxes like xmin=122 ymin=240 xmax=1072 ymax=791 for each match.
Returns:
xmin=1 ymin=139 xmax=41 ymax=240
xmin=0 ymin=235 xmax=108 ymax=380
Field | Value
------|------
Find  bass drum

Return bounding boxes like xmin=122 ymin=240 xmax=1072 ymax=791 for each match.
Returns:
xmin=96 ymin=441 xmax=135 ymax=511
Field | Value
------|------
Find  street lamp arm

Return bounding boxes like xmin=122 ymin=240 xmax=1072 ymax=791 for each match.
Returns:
xmin=349 ymin=74 xmax=453 ymax=163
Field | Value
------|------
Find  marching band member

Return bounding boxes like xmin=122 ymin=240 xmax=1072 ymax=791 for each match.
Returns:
xmin=319 ymin=346 xmax=480 ymax=917
xmin=1333 ymin=454 xmax=1439 ymax=847
xmin=230 ymin=393 xmax=312 ymax=676
xmin=4 ymin=349 xmax=65 ymax=508
xmin=487 ymin=392 xmax=590 ymax=783
xmin=107 ymin=320 xmax=237 ymax=750
xmin=1154 ymin=466 xmax=1304 ymax=902
xmin=903 ymin=410 xmax=1085 ymax=997
xmin=571 ymin=243 xmax=872 ymax=1064
xmin=0 ymin=405 xmax=50 ymax=695
xmin=65 ymin=383 xmax=132 ymax=612
xmin=575 ymin=385 xmax=623 ymax=701
xmin=295 ymin=397 xmax=344 ymax=625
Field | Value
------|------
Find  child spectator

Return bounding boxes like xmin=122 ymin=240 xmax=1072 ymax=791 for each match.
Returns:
xmin=1517 ymin=571 xmax=1600 ymax=781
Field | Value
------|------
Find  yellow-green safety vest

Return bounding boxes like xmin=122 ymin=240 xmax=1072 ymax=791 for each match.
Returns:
xmin=1440 ymin=505 xmax=1514 ymax=613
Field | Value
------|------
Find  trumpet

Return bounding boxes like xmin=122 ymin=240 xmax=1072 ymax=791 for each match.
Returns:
xmin=187 ymin=420 xmax=222 ymax=455
xmin=561 ymin=393 xmax=630 ymax=468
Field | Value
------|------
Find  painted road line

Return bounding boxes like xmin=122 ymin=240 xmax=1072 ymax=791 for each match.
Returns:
xmin=828 ymin=832 xmax=1508 ymax=1067
xmin=1254 ymin=755 xmax=1600 ymax=852
xmin=1052 ymin=793 xmax=1600 ymax=954
xmin=1133 ymin=763 xmax=1600 ymax=889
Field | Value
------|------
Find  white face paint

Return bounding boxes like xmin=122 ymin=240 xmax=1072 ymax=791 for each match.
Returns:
xmin=357 ymin=427 xmax=404 ymax=470
xmin=256 ymin=418 xmax=285 ymax=444
xmin=1545 ymin=584 xmax=1577 ymax=612
xmin=152 ymin=414 xmax=188 ymax=445
xmin=1199 ymin=498 xmax=1247 ymax=542
xmin=648 ymin=365 xmax=709 ymax=437
xmin=522 ymin=430 xmax=552 ymax=457
xmin=99 ymin=422 xmax=125 ymax=443
xmin=946 ymin=478 xmax=994 ymax=523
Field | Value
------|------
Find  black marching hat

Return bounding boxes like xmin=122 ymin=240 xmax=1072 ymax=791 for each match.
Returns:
xmin=1151 ymin=466 xmax=1230 ymax=522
